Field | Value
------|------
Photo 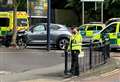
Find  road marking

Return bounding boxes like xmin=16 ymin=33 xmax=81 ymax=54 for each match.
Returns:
xmin=0 ymin=71 xmax=12 ymax=75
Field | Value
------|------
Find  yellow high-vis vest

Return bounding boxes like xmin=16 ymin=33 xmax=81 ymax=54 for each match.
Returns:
xmin=68 ymin=32 xmax=82 ymax=52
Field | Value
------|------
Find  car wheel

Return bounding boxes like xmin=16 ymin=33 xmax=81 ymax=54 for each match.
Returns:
xmin=17 ymin=38 xmax=27 ymax=49
xmin=58 ymin=38 xmax=69 ymax=50
xmin=4 ymin=41 xmax=10 ymax=47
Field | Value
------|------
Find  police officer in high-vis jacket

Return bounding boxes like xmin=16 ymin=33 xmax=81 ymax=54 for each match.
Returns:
xmin=67 ymin=26 xmax=82 ymax=76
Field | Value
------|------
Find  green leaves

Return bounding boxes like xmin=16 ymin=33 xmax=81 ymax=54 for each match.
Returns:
xmin=66 ymin=0 xmax=120 ymax=23
xmin=16 ymin=0 xmax=27 ymax=11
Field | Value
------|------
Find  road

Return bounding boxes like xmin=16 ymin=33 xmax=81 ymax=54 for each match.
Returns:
xmin=0 ymin=47 xmax=120 ymax=82
xmin=0 ymin=47 xmax=64 ymax=74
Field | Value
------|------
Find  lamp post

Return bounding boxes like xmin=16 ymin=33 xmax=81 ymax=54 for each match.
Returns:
xmin=47 ymin=0 xmax=51 ymax=51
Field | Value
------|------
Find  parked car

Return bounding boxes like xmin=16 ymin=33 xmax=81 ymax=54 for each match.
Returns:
xmin=93 ymin=20 xmax=120 ymax=50
xmin=17 ymin=23 xmax=71 ymax=49
xmin=79 ymin=23 xmax=105 ymax=43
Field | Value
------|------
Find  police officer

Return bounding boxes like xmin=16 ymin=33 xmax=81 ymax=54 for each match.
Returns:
xmin=67 ymin=26 xmax=82 ymax=76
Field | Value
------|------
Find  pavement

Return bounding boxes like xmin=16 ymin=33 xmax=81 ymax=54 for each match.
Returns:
xmin=0 ymin=47 xmax=120 ymax=82
xmin=20 ymin=69 xmax=120 ymax=82
xmin=20 ymin=50 xmax=120 ymax=82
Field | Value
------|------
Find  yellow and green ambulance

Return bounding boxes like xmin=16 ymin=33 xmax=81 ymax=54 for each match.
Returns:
xmin=79 ymin=23 xmax=105 ymax=43
xmin=93 ymin=21 xmax=120 ymax=50
xmin=0 ymin=11 xmax=29 ymax=47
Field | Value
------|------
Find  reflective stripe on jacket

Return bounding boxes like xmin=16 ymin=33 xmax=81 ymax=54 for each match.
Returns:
xmin=68 ymin=32 xmax=82 ymax=52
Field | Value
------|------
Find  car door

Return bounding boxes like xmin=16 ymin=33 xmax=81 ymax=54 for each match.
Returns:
xmin=106 ymin=23 xmax=118 ymax=45
xmin=117 ymin=23 xmax=120 ymax=46
xmin=86 ymin=25 xmax=96 ymax=37
xmin=79 ymin=25 xmax=86 ymax=37
xmin=27 ymin=24 xmax=46 ymax=44
xmin=96 ymin=25 xmax=103 ymax=33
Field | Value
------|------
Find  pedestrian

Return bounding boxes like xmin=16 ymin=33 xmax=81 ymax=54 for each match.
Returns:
xmin=67 ymin=26 xmax=82 ymax=76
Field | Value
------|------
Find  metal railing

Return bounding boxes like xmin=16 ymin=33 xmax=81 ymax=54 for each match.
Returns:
xmin=64 ymin=41 xmax=110 ymax=74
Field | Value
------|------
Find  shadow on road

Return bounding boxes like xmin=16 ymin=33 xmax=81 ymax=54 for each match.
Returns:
xmin=111 ymin=49 xmax=120 ymax=53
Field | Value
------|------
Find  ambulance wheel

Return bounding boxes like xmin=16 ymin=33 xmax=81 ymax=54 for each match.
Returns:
xmin=4 ymin=41 xmax=10 ymax=47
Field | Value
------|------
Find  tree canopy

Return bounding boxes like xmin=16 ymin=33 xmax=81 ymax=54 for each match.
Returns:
xmin=66 ymin=0 xmax=120 ymax=23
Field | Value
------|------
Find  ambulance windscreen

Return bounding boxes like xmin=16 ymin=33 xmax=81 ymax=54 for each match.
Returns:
xmin=0 ymin=18 xmax=9 ymax=27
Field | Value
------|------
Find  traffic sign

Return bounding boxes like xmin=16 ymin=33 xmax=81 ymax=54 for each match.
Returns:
xmin=81 ymin=0 xmax=104 ymax=2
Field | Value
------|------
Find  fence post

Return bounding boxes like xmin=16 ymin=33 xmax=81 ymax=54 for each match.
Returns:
xmin=64 ymin=51 xmax=68 ymax=75
xmin=89 ymin=40 xmax=92 ymax=69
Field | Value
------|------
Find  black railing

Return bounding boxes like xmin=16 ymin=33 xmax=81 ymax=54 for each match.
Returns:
xmin=64 ymin=41 xmax=110 ymax=74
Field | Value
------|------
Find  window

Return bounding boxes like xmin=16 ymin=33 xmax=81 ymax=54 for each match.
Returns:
xmin=79 ymin=26 xmax=85 ymax=31
xmin=87 ymin=26 xmax=96 ymax=31
xmin=107 ymin=24 xmax=117 ymax=33
xmin=102 ymin=23 xmax=117 ymax=34
xmin=33 ymin=24 xmax=45 ymax=32
xmin=0 ymin=18 xmax=9 ymax=27
xmin=97 ymin=26 xmax=103 ymax=30
xmin=50 ymin=25 xmax=60 ymax=30
xmin=17 ymin=19 xmax=28 ymax=26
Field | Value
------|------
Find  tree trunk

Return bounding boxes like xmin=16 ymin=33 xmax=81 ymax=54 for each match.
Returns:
xmin=11 ymin=0 xmax=17 ymax=46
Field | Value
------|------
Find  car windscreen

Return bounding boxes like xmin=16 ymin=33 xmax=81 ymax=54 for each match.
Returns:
xmin=17 ymin=19 xmax=27 ymax=27
xmin=0 ymin=18 xmax=9 ymax=27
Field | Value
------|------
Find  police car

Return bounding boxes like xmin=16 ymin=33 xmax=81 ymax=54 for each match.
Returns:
xmin=93 ymin=19 xmax=120 ymax=50
xmin=79 ymin=23 xmax=105 ymax=43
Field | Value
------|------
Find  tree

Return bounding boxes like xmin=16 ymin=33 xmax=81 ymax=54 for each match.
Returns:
xmin=11 ymin=0 xmax=26 ymax=46
xmin=65 ymin=0 xmax=82 ymax=23
xmin=16 ymin=0 xmax=26 ymax=11
xmin=65 ymin=0 xmax=97 ymax=24
xmin=66 ymin=0 xmax=120 ymax=23
xmin=104 ymin=0 xmax=120 ymax=18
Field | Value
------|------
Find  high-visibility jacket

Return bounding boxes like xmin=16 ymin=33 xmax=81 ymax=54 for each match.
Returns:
xmin=68 ymin=32 xmax=82 ymax=52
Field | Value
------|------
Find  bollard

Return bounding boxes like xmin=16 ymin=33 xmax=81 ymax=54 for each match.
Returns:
xmin=64 ymin=51 xmax=68 ymax=75
xmin=89 ymin=40 xmax=92 ymax=69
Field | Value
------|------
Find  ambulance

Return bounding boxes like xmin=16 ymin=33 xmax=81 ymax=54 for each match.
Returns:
xmin=93 ymin=19 xmax=120 ymax=50
xmin=0 ymin=11 xmax=29 ymax=47
xmin=79 ymin=23 xmax=105 ymax=43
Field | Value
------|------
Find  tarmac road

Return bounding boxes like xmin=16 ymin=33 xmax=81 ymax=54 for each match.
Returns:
xmin=0 ymin=47 xmax=65 ymax=74
xmin=0 ymin=47 xmax=120 ymax=82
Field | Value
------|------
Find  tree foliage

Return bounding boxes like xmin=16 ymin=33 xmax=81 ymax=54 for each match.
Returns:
xmin=16 ymin=0 xmax=27 ymax=11
xmin=66 ymin=0 xmax=120 ymax=23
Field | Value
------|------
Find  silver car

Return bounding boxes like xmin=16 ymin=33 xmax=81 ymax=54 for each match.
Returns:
xmin=18 ymin=23 xmax=71 ymax=49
